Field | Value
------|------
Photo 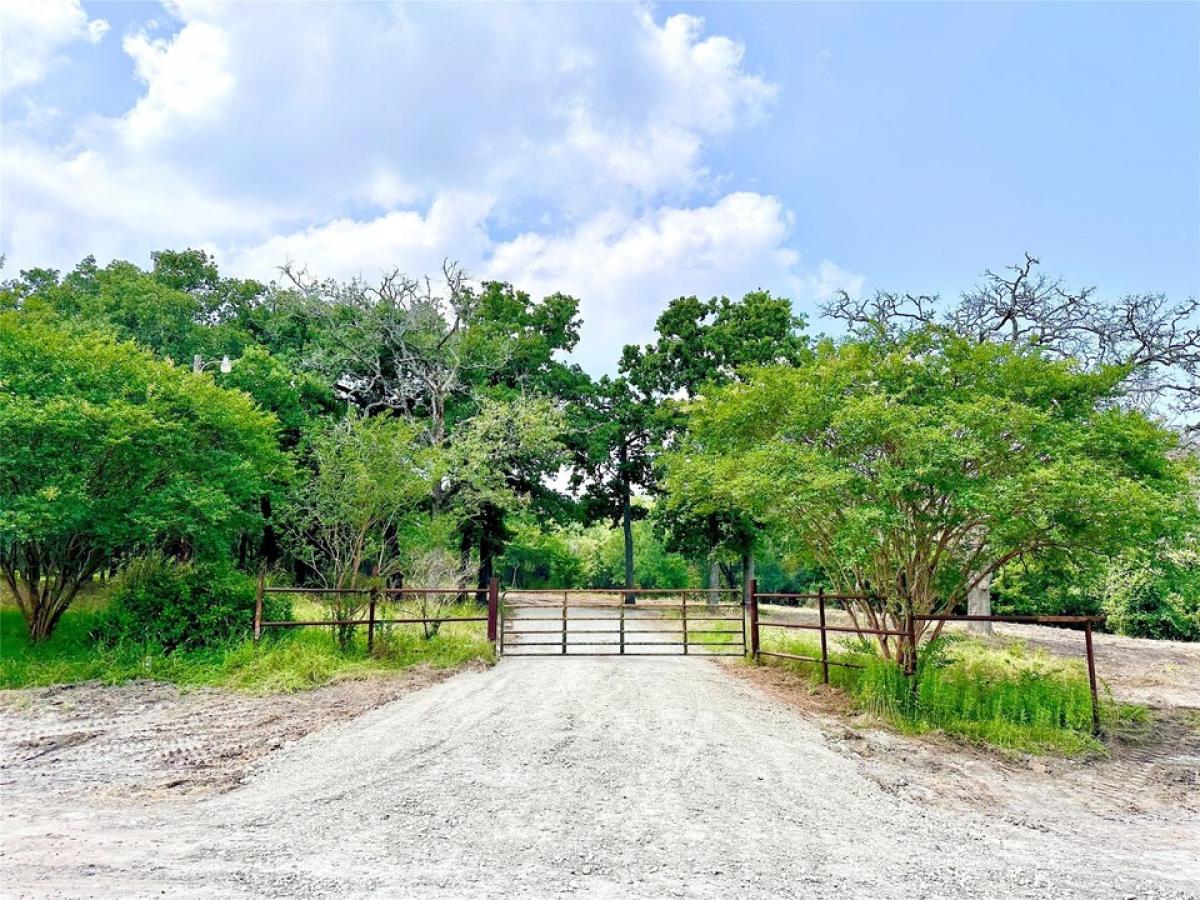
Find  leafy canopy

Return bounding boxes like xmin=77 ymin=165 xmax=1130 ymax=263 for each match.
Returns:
xmin=662 ymin=327 xmax=1195 ymax=650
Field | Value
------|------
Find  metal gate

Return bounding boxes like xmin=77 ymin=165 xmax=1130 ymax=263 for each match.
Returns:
xmin=499 ymin=589 xmax=746 ymax=657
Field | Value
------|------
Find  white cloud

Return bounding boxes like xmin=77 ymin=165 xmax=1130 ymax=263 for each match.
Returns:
xmin=487 ymin=193 xmax=852 ymax=369
xmin=226 ymin=192 xmax=495 ymax=282
xmin=0 ymin=0 xmax=109 ymax=93
xmin=0 ymin=3 xmax=862 ymax=372
xmin=121 ymin=18 xmax=235 ymax=142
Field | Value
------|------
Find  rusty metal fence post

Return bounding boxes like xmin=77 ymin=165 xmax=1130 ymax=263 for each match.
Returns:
xmin=367 ymin=588 xmax=378 ymax=653
xmin=681 ymin=592 xmax=689 ymax=655
xmin=253 ymin=567 xmax=265 ymax=642
xmin=748 ymin=578 xmax=760 ymax=661
xmin=487 ymin=577 xmax=499 ymax=645
xmin=1085 ymin=621 xmax=1101 ymax=735
xmin=817 ymin=587 xmax=830 ymax=684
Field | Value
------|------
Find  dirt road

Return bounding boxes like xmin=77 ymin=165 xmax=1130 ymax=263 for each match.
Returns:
xmin=2 ymin=658 xmax=1197 ymax=898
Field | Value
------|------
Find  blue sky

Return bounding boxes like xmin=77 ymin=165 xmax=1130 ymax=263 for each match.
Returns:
xmin=2 ymin=1 xmax=1197 ymax=370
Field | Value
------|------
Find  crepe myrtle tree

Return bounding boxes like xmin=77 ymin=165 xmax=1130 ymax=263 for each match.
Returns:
xmin=0 ymin=315 xmax=284 ymax=641
xmin=661 ymin=327 xmax=1196 ymax=666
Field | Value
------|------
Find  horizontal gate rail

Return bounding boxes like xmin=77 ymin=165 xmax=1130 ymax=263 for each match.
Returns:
xmin=498 ymin=586 xmax=747 ymax=659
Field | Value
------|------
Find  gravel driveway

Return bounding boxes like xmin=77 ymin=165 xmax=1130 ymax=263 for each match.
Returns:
xmin=2 ymin=658 xmax=1197 ymax=898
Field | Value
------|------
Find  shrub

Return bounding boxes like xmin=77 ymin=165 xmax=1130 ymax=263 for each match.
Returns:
xmin=96 ymin=555 xmax=290 ymax=652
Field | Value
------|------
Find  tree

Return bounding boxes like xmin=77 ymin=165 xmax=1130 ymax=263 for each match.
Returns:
xmin=445 ymin=396 xmax=566 ymax=593
xmin=281 ymin=414 xmax=438 ymax=647
xmin=825 ymin=254 xmax=1200 ymax=438
xmin=662 ymin=327 xmax=1196 ymax=665
xmin=0 ymin=315 xmax=283 ymax=641
xmin=622 ymin=290 xmax=810 ymax=598
xmin=569 ymin=375 xmax=654 ymax=600
xmin=825 ymin=254 xmax=1200 ymax=627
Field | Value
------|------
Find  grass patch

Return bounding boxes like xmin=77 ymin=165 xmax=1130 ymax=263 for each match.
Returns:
xmin=0 ymin=603 xmax=493 ymax=694
xmin=758 ymin=630 xmax=1136 ymax=755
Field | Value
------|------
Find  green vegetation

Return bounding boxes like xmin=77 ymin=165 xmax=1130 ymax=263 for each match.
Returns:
xmin=1 ymin=248 xmax=1196 ymax=741
xmin=757 ymin=630 xmax=1135 ymax=755
xmin=0 ymin=602 xmax=491 ymax=694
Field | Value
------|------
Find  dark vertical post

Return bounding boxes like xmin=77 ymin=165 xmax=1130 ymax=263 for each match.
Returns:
xmin=817 ymin=587 xmax=830 ymax=684
xmin=905 ymin=604 xmax=918 ymax=680
xmin=748 ymin=578 xmax=760 ymax=660
xmin=1085 ymin=621 xmax=1101 ymax=735
xmin=561 ymin=592 xmax=568 ymax=655
xmin=619 ymin=601 xmax=626 ymax=655
xmin=681 ymin=593 xmax=689 ymax=655
xmin=367 ymin=589 xmax=377 ymax=654
xmin=253 ymin=567 xmax=265 ymax=642
xmin=487 ymin=577 xmax=499 ymax=644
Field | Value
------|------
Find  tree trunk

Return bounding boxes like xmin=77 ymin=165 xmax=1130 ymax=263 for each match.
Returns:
xmin=967 ymin=571 xmax=993 ymax=635
xmin=708 ymin=557 xmax=721 ymax=609
xmin=619 ymin=453 xmax=635 ymax=604
xmin=741 ymin=549 xmax=755 ymax=607
xmin=476 ymin=503 xmax=503 ymax=605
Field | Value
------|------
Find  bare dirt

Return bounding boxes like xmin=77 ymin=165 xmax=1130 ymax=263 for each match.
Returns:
xmin=1 ymin=656 xmax=1197 ymax=899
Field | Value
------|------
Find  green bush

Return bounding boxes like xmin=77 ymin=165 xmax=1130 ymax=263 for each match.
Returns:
xmin=1103 ymin=562 xmax=1199 ymax=641
xmin=96 ymin=555 xmax=290 ymax=652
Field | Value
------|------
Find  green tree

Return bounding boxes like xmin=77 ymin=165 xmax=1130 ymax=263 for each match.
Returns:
xmin=569 ymin=375 xmax=654 ymax=599
xmin=0 ymin=315 xmax=283 ymax=641
xmin=662 ymin=328 xmax=1195 ymax=663
xmin=622 ymin=289 xmax=810 ymax=597
xmin=445 ymin=396 xmax=566 ymax=593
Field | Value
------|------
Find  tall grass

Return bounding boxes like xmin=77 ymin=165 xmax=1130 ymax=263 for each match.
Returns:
xmin=0 ymin=604 xmax=493 ymax=694
xmin=759 ymin=631 xmax=1130 ymax=755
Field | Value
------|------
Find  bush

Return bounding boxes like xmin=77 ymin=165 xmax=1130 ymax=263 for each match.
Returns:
xmin=1103 ymin=561 xmax=1199 ymax=641
xmin=96 ymin=555 xmax=290 ymax=652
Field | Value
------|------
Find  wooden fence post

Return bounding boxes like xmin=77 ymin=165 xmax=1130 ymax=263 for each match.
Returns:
xmin=253 ymin=567 xmax=265 ymax=643
xmin=487 ymin=577 xmax=499 ymax=645
xmin=817 ymin=587 xmax=830 ymax=684
xmin=681 ymin=592 xmax=689 ymax=655
xmin=748 ymin=578 xmax=759 ymax=661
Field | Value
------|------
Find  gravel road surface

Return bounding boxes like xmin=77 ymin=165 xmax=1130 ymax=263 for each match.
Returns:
xmin=2 ymin=658 xmax=1197 ymax=898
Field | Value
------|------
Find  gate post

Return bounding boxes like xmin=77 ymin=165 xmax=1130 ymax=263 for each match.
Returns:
xmin=487 ymin=577 xmax=499 ymax=645
xmin=817 ymin=587 xmax=830 ymax=684
xmin=1085 ymin=621 xmax=1101 ymax=735
xmin=253 ymin=566 xmax=265 ymax=643
xmin=748 ymin=578 xmax=760 ymax=661
xmin=367 ymin=588 xmax=378 ymax=654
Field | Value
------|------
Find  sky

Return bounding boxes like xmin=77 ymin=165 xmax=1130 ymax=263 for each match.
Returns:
xmin=2 ymin=0 xmax=1198 ymax=371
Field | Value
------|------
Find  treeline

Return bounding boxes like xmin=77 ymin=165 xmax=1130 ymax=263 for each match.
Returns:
xmin=1 ymin=250 xmax=1197 ymax=645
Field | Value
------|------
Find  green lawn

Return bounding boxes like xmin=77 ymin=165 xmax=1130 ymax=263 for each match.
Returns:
xmin=757 ymin=629 xmax=1143 ymax=755
xmin=0 ymin=600 xmax=494 ymax=694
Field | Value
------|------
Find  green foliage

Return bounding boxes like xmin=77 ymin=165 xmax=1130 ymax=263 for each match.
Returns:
xmin=0 ymin=604 xmax=490 ymax=693
xmin=96 ymin=555 xmax=290 ymax=652
xmin=760 ymin=632 xmax=1118 ymax=754
xmin=0 ymin=314 xmax=284 ymax=640
xmin=664 ymin=328 xmax=1196 ymax=651
xmin=1102 ymin=546 xmax=1200 ymax=641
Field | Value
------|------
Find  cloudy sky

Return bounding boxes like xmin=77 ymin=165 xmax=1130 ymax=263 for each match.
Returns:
xmin=2 ymin=1 xmax=1197 ymax=370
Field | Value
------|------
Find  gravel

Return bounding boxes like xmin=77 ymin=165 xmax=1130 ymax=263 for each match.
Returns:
xmin=2 ymin=657 xmax=1197 ymax=898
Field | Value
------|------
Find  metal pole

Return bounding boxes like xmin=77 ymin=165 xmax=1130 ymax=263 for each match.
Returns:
xmin=619 ymin=601 xmax=625 ymax=656
xmin=561 ymin=592 xmax=567 ymax=655
xmin=1085 ymin=621 xmax=1101 ymax=735
xmin=487 ymin=577 xmax=499 ymax=644
xmin=253 ymin=567 xmax=265 ymax=642
xmin=367 ymin=589 xmax=377 ymax=653
xmin=681 ymin=593 xmax=689 ymax=655
xmin=817 ymin=587 xmax=830 ymax=684
xmin=748 ymin=578 xmax=759 ymax=660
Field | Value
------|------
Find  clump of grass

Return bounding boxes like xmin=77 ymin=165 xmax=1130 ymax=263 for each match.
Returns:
xmin=0 ymin=605 xmax=493 ymax=694
xmin=758 ymin=630 xmax=1135 ymax=755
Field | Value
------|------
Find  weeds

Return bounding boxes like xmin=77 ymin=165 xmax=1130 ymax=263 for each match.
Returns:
xmin=757 ymin=630 xmax=1136 ymax=755
xmin=0 ymin=605 xmax=493 ymax=694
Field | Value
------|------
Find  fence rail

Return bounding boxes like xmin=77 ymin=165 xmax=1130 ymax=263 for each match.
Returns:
xmin=254 ymin=576 xmax=500 ymax=650
xmin=748 ymin=582 xmax=1106 ymax=733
